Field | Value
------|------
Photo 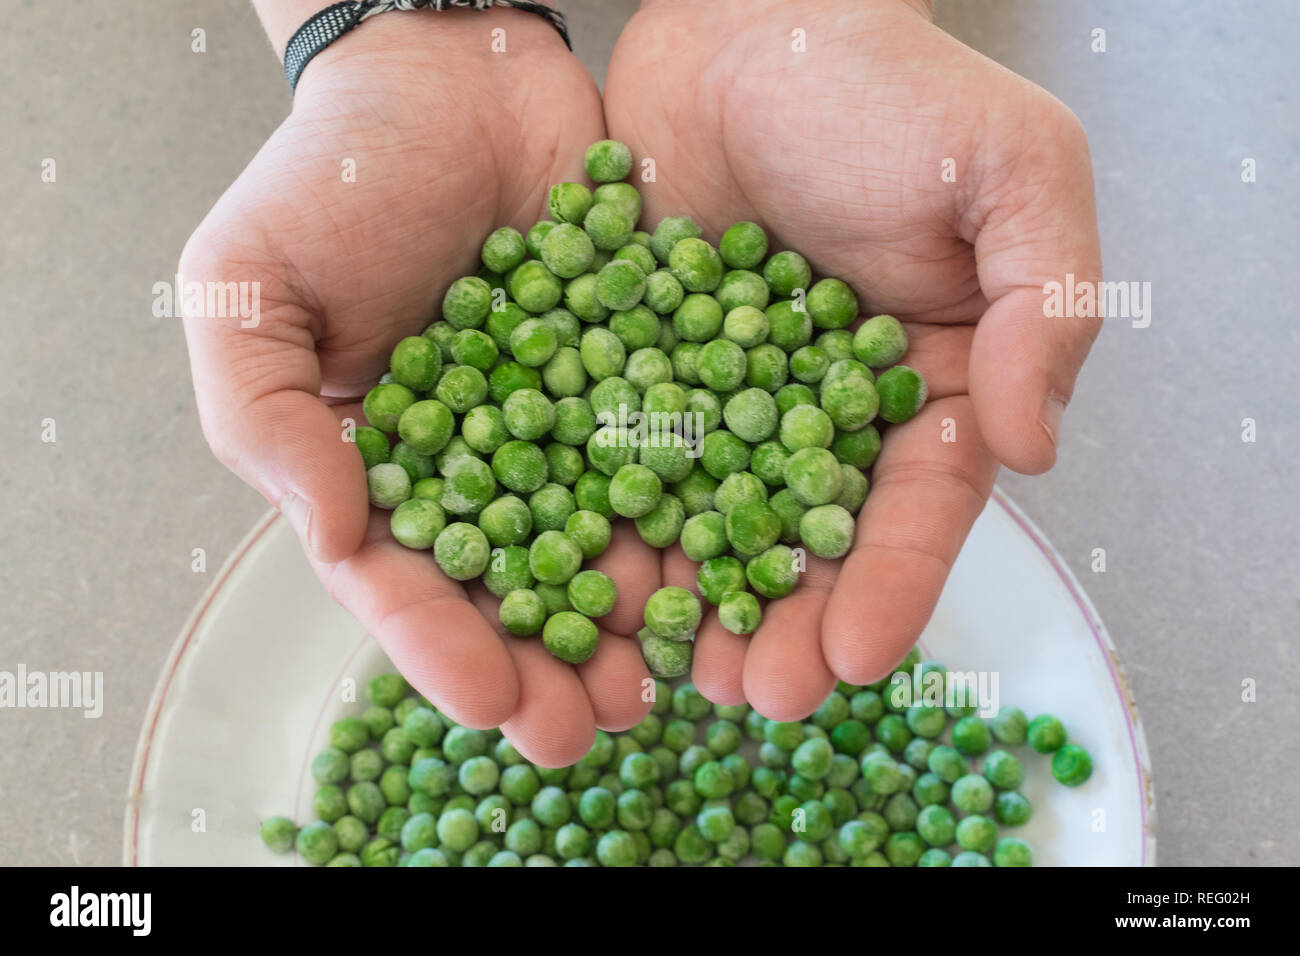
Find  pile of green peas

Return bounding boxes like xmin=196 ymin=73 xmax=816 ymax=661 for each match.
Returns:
xmin=353 ymin=139 xmax=929 ymax=672
xmin=260 ymin=649 xmax=1093 ymax=866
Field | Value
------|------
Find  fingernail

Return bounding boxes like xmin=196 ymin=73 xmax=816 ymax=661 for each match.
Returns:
xmin=1040 ymin=393 xmax=1068 ymax=448
xmin=281 ymin=492 xmax=316 ymax=558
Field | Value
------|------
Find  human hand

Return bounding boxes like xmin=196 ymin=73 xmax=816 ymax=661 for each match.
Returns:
xmin=180 ymin=9 xmax=654 ymax=765
xmin=605 ymin=0 xmax=1102 ymax=717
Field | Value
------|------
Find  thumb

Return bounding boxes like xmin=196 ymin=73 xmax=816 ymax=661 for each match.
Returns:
xmin=179 ymin=226 xmax=368 ymax=563
xmin=966 ymin=95 xmax=1103 ymax=475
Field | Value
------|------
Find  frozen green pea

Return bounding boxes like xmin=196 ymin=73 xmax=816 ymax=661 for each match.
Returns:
xmin=390 ymin=497 xmax=446 ymax=550
xmin=994 ymin=790 xmax=1033 ymax=827
xmin=819 ymin=372 xmax=878 ymax=432
xmin=481 ymin=225 xmax=526 ymax=273
xmin=716 ymin=591 xmax=761 ymax=636
xmin=1027 ymin=714 xmax=1068 ymax=753
xmin=697 ymin=338 xmax=747 ymax=391
xmin=650 ymin=216 xmax=702 ymax=264
xmin=331 ymin=717 xmax=370 ymax=753
xmin=993 ymin=836 xmax=1033 ymax=867
xmin=594 ymin=182 xmax=642 ymax=224
xmin=544 ymin=442 xmax=585 ymax=486
xmin=831 ymin=425 xmax=881 ymax=469
xmin=540 ymin=222 xmax=595 ymax=279
xmin=390 ymin=335 xmax=443 ymax=391
xmin=875 ymin=365 xmax=927 ymax=424
xmin=952 ymin=715 xmax=992 ymax=756
xmin=584 ymin=202 xmax=634 ymax=252
xmin=540 ymin=347 xmax=587 ymax=399
xmin=672 ymin=293 xmax=724 ymax=343
xmin=762 ymin=250 xmax=811 ymax=296
xmin=260 ymin=816 xmax=297 ymax=853
xmin=500 ymin=388 xmax=554 ymax=441
xmin=643 ymin=269 xmax=685 ymax=315
xmin=789 ymin=345 xmax=830 ymax=384
xmin=525 ymin=220 xmax=557 ymax=259
xmin=612 ymin=244 xmax=657 ymax=280
xmin=609 ymin=304 xmax=660 ymax=351
xmin=487 ymin=360 xmax=541 ymax=405
xmin=508 ymin=318 xmax=557 ymax=369
xmin=764 ymin=489 xmax=806 ymax=541
xmin=528 ymin=530 xmax=583 ymax=586
xmin=955 ymin=814 xmax=997 ymax=854
xmin=564 ymin=509 xmax=611 ymax=560
xmin=421 ymin=320 xmax=458 ymax=361
xmin=775 ymin=384 xmax=818 ymax=416
xmin=725 ymin=500 xmax=781 ymax=555
xmin=799 ymin=503 xmax=855 ymax=559
xmin=723 ymin=305 xmax=770 ymax=348
xmin=482 ymin=545 xmax=534 ymax=598
xmin=673 ymin=464 xmax=719 ymax=516
xmin=779 ymin=403 xmax=834 ymax=452
xmin=699 ymin=429 xmax=750 ymax=480
xmin=550 ymin=396 xmax=597 ymax=447
xmin=440 ymin=456 xmax=496 ymax=514
xmin=563 ymin=272 xmax=609 ymax=324
xmin=499 ymin=590 xmax=546 ymax=635
xmin=807 ymin=278 xmax=859 ymax=330
xmin=722 ymin=388 xmax=778 ymax=443
xmin=548 ymin=182 xmax=593 ymax=224
xmin=389 ymin=441 xmax=434 ymax=483
xmin=951 ymin=774 xmax=995 ymax=814
xmin=434 ymin=365 xmax=489 ymax=414
xmin=411 ymin=477 xmax=443 ymax=503
xmin=715 ymin=269 xmax=770 ymax=313
xmin=609 ymin=463 xmax=662 ymax=518
xmin=295 ymin=820 xmax=338 ymax=865
xmin=363 ymin=382 xmax=415 ymax=433
xmin=490 ymin=441 xmax=547 ymax=495
xmin=680 ymin=510 xmax=728 ymax=561
xmin=509 ymin=260 xmax=564 ymax=314
xmin=746 ymin=545 xmax=799 ymax=599
xmin=697 ymin=555 xmax=747 ymax=605
xmin=567 ymin=570 xmax=617 ymax=618
xmin=542 ymin=611 xmax=598 ymax=664
xmin=852 ymin=314 xmax=908 ymax=367
xmin=1052 ymin=744 xmax=1093 ymax=786
xmin=573 ymin=470 xmax=614 ymax=518
xmin=623 ymin=347 xmax=673 ymax=392
xmin=595 ymin=259 xmax=645 ymax=313
xmin=784 ymin=447 xmax=843 ymax=506
xmin=990 ymin=706 xmax=1029 ymax=745
xmin=486 ymin=301 xmax=529 ymax=352
xmin=750 ymin=441 xmax=791 ymax=487
xmin=529 ymin=482 xmax=576 ymax=532
xmin=442 ymin=276 xmax=492 ymax=330
xmin=450 ymin=329 xmax=498 ymax=372
xmin=644 ymin=586 xmax=701 ymax=640
xmin=579 ymin=327 xmax=627 ymax=381
xmin=745 ymin=342 xmax=790 ymax=391
xmin=460 ymin=405 xmax=508 ymax=455
xmin=586 ymin=426 xmax=637 ymax=477
xmin=353 ymin=425 xmax=390 ymax=471
xmin=433 ymin=522 xmax=490 ymax=580
xmin=816 ymin=328 xmax=855 ymax=363
xmin=590 ymin=375 xmax=640 ymax=420
xmin=635 ymin=492 xmax=686 ymax=548
xmin=367 ymin=462 xmax=412 ymax=510
xmin=639 ymin=627 xmax=693 ymax=678
xmin=764 ymin=301 xmax=812 ymax=355
xmin=642 ymin=382 xmax=688 ymax=418
xmin=714 ymin=471 xmax=768 ymax=515
xmin=719 ymin=221 xmax=768 ymax=269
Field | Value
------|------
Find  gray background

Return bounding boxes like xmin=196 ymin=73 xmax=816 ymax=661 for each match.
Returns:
xmin=0 ymin=0 xmax=1295 ymax=866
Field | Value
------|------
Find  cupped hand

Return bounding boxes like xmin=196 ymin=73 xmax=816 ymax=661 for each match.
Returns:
xmin=180 ymin=13 xmax=653 ymax=765
xmin=605 ymin=0 xmax=1102 ymax=717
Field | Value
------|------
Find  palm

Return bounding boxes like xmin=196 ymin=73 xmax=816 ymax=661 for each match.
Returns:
xmin=183 ymin=37 xmax=658 ymax=765
xmin=608 ymin=0 xmax=1098 ymax=717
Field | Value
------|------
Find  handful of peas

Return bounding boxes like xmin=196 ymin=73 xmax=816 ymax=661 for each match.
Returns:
xmin=355 ymin=139 xmax=930 ymax=672
xmin=260 ymin=650 xmax=1094 ymax=866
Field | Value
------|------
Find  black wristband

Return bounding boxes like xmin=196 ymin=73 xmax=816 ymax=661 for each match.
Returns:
xmin=283 ymin=0 xmax=572 ymax=93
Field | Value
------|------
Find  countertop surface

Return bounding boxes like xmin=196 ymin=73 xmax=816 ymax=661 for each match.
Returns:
xmin=1 ymin=0 xmax=1295 ymax=865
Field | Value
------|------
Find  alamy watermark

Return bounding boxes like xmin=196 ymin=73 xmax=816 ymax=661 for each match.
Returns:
xmin=0 ymin=666 xmax=103 ymax=718
xmin=1043 ymin=272 xmax=1150 ymax=328
xmin=594 ymin=404 xmax=705 ymax=457
xmin=152 ymin=272 xmax=261 ymax=328
xmin=886 ymin=664 xmax=999 ymax=718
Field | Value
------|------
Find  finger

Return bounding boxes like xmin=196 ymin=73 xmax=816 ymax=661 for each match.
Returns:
xmin=180 ymin=234 xmax=368 ymax=564
xmin=309 ymin=511 xmax=519 ymax=729
xmin=821 ymin=395 xmax=998 ymax=684
xmin=965 ymin=100 xmax=1103 ymax=474
xmin=498 ymin=637 xmax=599 ymax=768
xmin=588 ymin=521 xmax=662 ymax=635
xmin=463 ymin=583 xmax=598 ymax=767
xmin=742 ymin=557 xmax=839 ymax=721
xmin=575 ymin=632 xmax=655 ymax=733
